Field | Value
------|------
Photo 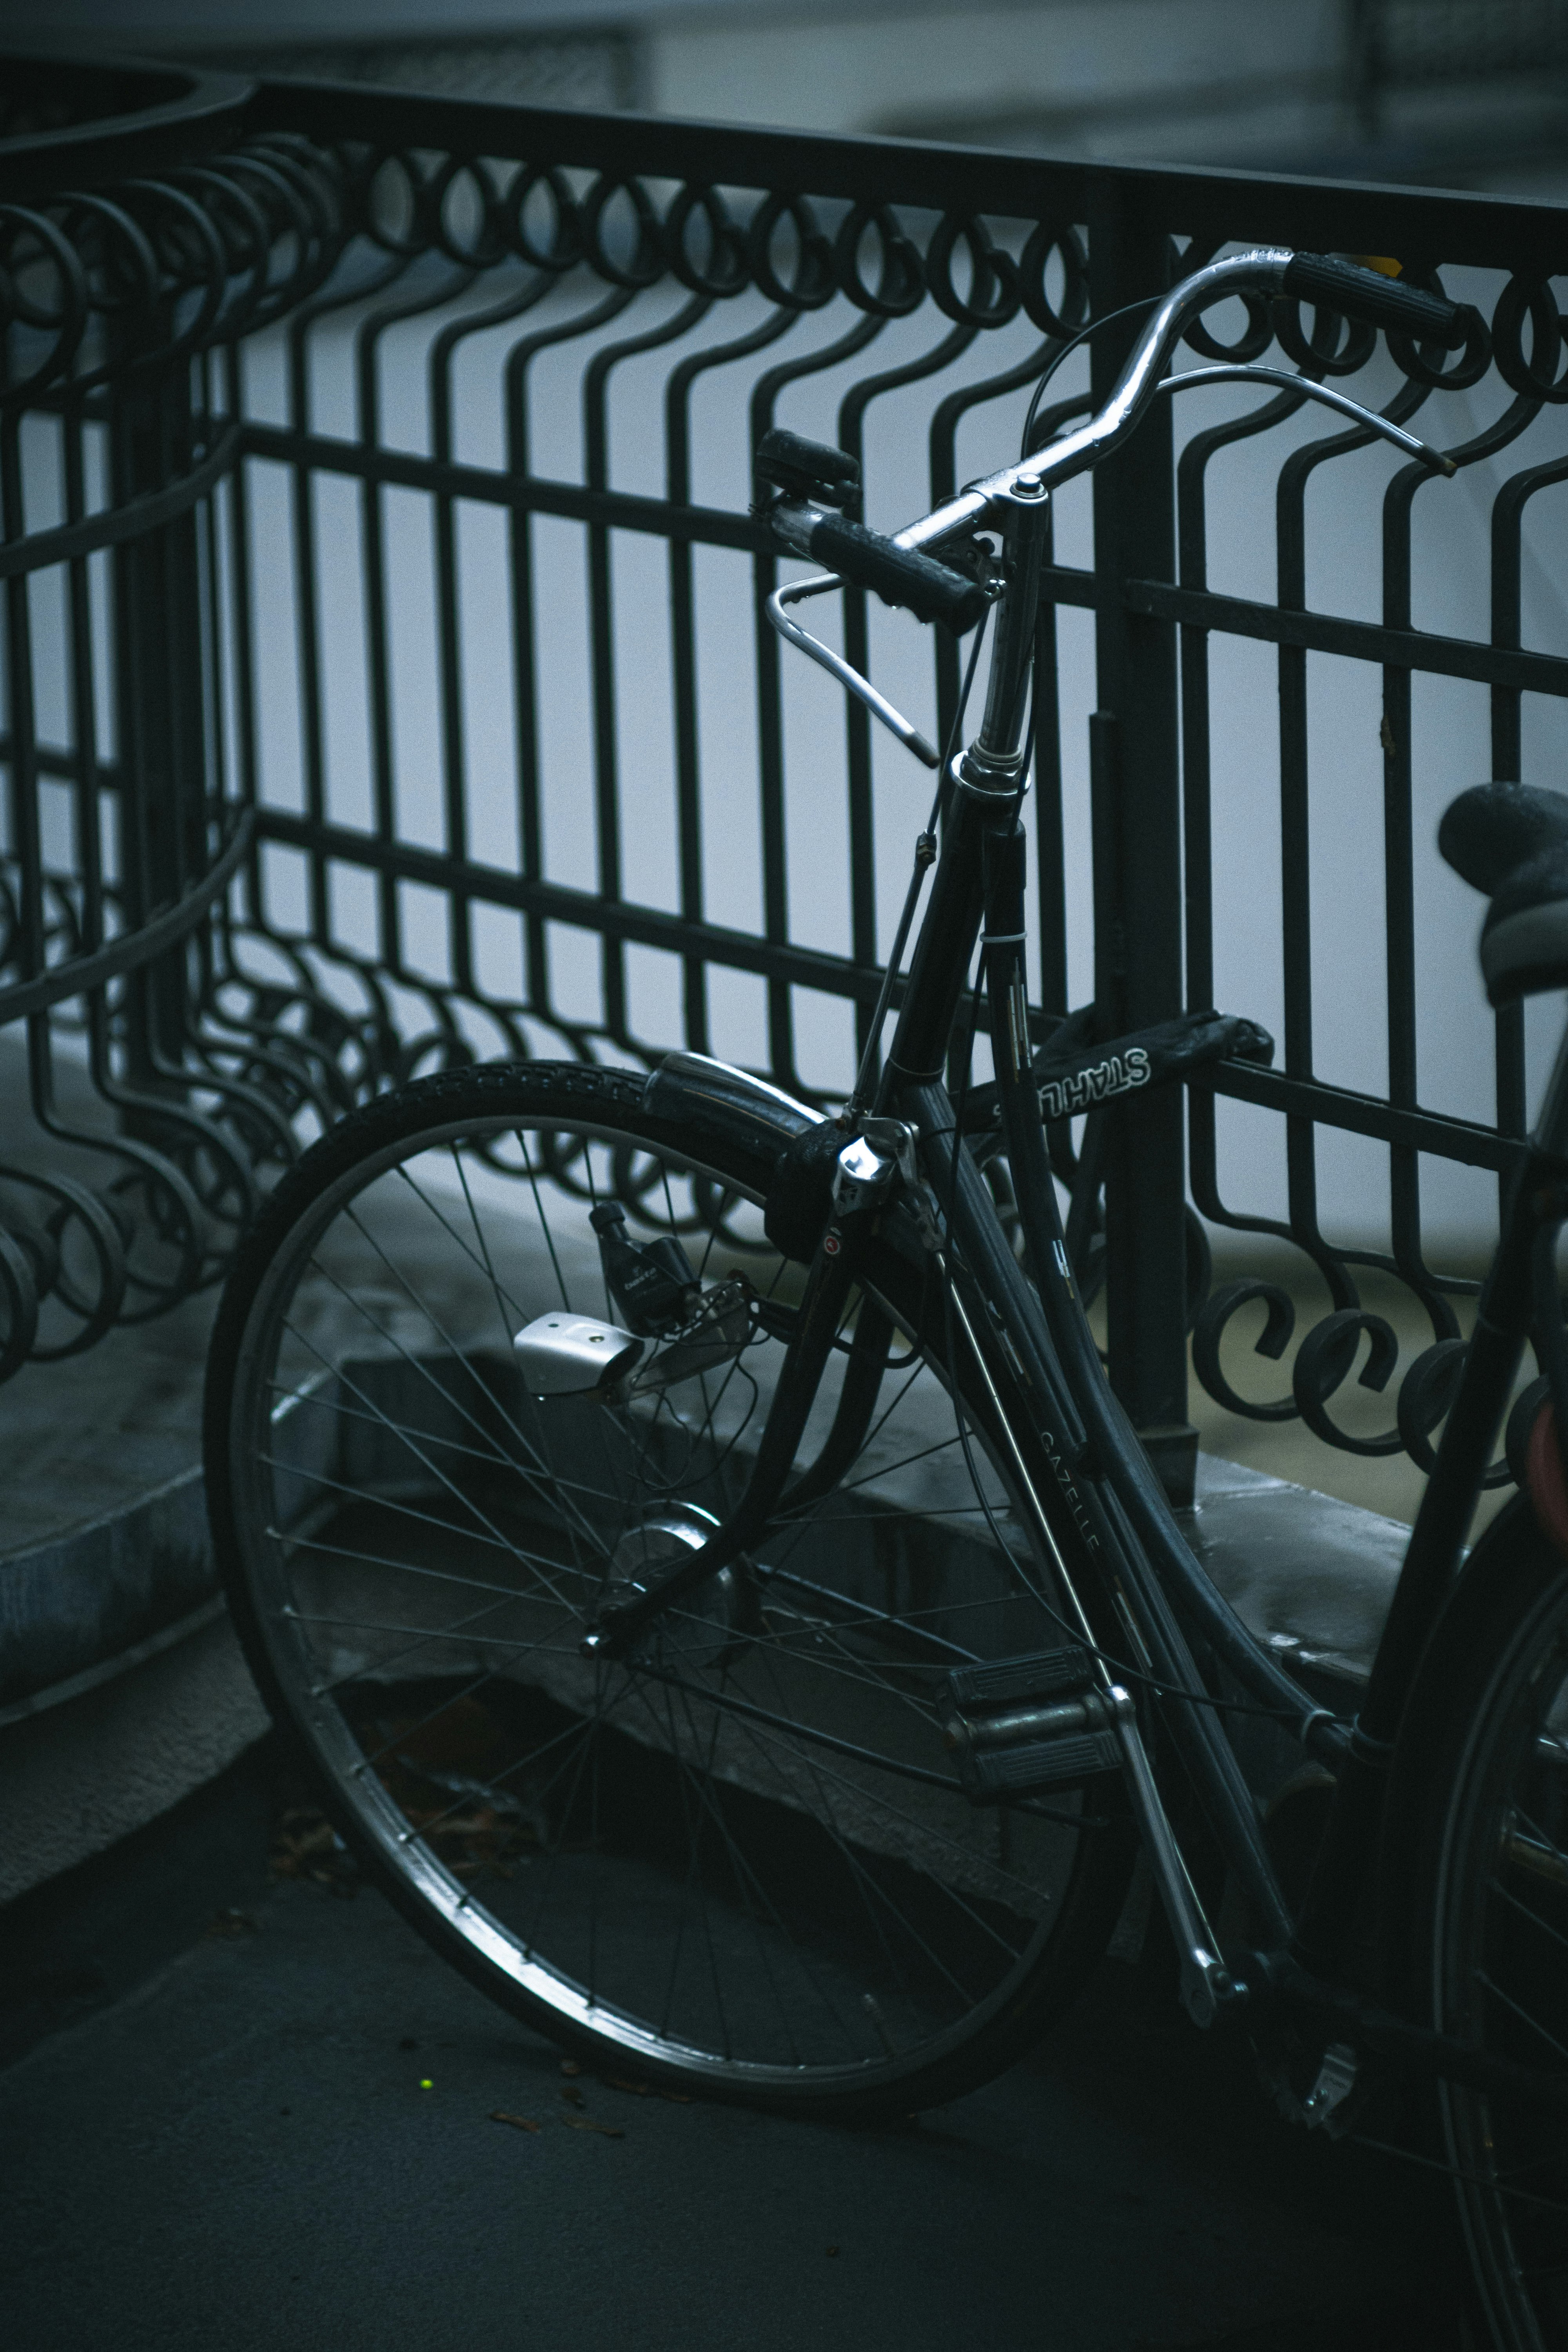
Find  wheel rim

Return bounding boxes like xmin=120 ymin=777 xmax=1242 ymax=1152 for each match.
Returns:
xmin=227 ymin=1103 xmax=1105 ymax=2094
xmin=1434 ymin=1586 xmax=1568 ymax=2350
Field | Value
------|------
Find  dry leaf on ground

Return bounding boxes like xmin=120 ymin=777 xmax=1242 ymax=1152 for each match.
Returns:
xmin=204 ymin=1909 xmax=257 ymax=1939
xmin=601 ymin=2073 xmax=691 ymax=2104
xmin=269 ymin=1807 xmax=358 ymax=1894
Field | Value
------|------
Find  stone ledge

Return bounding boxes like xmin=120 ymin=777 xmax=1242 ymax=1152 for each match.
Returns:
xmin=0 ymin=1120 xmax=1416 ymax=1901
xmin=0 ymin=1447 xmax=1412 ymax=1908
xmin=1181 ymin=1452 xmax=1406 ymax=1698
xmin=0 ymin=1463 xmax=215 ymax=1714
xmin=0 ymin=1607 xmax=269 ymax=1907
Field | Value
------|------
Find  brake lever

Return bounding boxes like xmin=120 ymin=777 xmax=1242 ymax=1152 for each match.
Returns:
xmin=765 ymin=570 xmax=946 ymax=769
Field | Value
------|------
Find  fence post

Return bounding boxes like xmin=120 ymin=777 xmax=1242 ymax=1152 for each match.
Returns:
xmin=110 ymin=325 xmax=208 ymax=1103
xmin=1086 ymin=176 xmax=1198 ymax=1507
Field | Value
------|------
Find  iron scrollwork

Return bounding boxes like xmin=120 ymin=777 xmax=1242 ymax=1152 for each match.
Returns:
xmin=1 ymin=84 xmax=1564 ymax=1495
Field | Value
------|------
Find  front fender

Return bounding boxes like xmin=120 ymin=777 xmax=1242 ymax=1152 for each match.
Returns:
xmin=642 ymin=1051 xmax=826 ymax=1164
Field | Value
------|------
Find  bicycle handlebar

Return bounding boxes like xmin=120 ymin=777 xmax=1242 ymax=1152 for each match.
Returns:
xmin=887 ymin=246 xmax=1469 ymax=557
xmin=763 ymin=244 xmax=1470 ymax=755
xmin=1280 ymin=252 xmax=1474 ymax=348
xmin=806 ymin=514 xmax=989 ymax=634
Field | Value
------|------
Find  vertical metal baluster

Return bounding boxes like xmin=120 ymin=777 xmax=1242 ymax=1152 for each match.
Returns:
xmin=1277 ymin=527 xmax=1331 ymax=1286
xmin=1178 ymin=389 xmax=1307 ymax=1243
xmin=162 ymin=349 xmax=207 ymax=1071
xmin=429 ymin=269 xmax=554 ymax=1017
xmin=1383 ymin=389 xmax=1538 ymax=1289
xmin=957 ymin=365 xmax=1093 ymax=1033
xmin=1383 ymin=444 xmax=1440 ymax=1294
xmin=77 ymin=339 xmax=261 ymax=1217
xmin=505 ymin=284 xmax=635 ymax=1028
xmin=113 ymin=328 xmax=207 ymax=1102
xmin=1087 ymin=183 xmax=1194 ymax=1504
xmin=837 ymin=322 xmax=974 ymax=1072
xmin=1 ymin=415 xmax=45 ymax=1009
xmin=259 ymin=238 xmax=411 ymax=1004
xmin=833 ymin=531 xmax=875 ymax=1073
xmin=288 ymin=284 xmax=330 ymax=948
xmin=505 ymin=333 xmax=548 ymax=1025
xmin=358 ymin=345 xmax=401 ymax=998
xmin=1274 ymin=407 xmax=1398 ymax=1312
xmin=222 ymin=341 xmax=264 ymax=938
xmin=583 ymin=292 xmax=711 ymax=1050
xmin=1031 ymin=503 xmax=1068 ymax=1024
xmin=355 ymin=267 xmax=470 ymax=1000
xmin=749 ymin=526 xmax=794 ymax=1084
xmin=1178 ymin=463 xmax=1215 ymax=1030
xmin=666 ymin=476 xmax=708 ymax=1055
xmin=1490 ymin=443 xmax=1567 ymax=1162
xmin=193 ymin=349 xmax=227 ymax=1026
xmin=665 ymin=302 xmax=797 ymax=1058
xmin=58 ymin=383 xmax=109 ymax=1201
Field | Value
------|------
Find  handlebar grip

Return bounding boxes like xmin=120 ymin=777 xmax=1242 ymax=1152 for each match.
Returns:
xmin=1282 ymin=252 xmax=1473 ymax=350
xmin=808 ymin=514 xmax=988 ymax=634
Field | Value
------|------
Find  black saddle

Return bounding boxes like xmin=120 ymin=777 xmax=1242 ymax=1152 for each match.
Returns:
xmin=1439 ymin=782 xmax=1568 ymax=1005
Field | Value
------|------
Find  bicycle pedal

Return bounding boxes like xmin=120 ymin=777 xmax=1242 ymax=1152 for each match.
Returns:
xmin=942 ymin=1648 xmax=1120 ymax=1802
xmin=945 ymin=1647 xmax=1097 ymax=1711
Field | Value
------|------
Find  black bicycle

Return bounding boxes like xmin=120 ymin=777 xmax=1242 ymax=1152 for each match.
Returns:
xmin=205 ymin=246 xmax=1568 ymax=2352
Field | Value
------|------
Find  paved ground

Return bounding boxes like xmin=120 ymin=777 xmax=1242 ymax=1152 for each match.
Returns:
xmin=0 ymin=1744 xmax=1478 ymax=2352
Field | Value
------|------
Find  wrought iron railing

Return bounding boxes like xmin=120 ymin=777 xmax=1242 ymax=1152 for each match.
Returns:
xmin=4 ymin=62 xmax=1568 ymax=1512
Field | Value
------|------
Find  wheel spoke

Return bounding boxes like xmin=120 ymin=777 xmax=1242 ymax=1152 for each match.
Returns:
xmin=270 ymin=1523 xmax=591 ymax=1604
xmin=1488 ymin=1868 xmax=1568 ymax=1960
xmin=216 ymin=1088 xmax=1112 ymax=2104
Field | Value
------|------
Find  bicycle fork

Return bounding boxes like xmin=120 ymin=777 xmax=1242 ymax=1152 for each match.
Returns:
xmin=925 ymin=1221 xmax=1244 ymax=2028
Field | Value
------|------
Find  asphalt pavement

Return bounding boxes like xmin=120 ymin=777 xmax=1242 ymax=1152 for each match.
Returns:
xmin=0 ymin=1744 xmax=1475 ymax=2352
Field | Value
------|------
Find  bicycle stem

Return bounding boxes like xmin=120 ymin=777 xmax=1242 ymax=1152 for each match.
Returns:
xmin=967 ymin=489 xmax=1045 ymax=787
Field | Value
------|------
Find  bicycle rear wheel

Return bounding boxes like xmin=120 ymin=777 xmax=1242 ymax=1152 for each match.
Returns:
xmin=1401 ymin=1501 xmax=1568 ymax=2348
xmin=205 ymin=1059 xmax=1129 ymax=2116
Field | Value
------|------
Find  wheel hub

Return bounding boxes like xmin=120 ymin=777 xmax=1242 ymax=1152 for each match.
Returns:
xmin=600 ymin=1504 xmax=753 ymax=1666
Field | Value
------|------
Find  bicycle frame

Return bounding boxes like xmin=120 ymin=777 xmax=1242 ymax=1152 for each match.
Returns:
xmin=599 ymin=248 xmax=1558 ymax=2051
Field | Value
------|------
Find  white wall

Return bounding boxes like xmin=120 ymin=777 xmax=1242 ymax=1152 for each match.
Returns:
xmin=188 ymin=249 xmax=1568 ymax=1257
xmin=37 ymin=0 xmax=1347 ymax=153
xmin=14 ymin=3 xmax=1567 ymax=1256
xmin=647 ymin=0 xmax=1343 ymax=139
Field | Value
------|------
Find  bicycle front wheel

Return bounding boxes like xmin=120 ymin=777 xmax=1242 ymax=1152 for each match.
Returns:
xmin=1403 ymin=1501 xmax=1568 ymax=2348
xmin=205 ymin=1059 xmax=1129 ymax=2116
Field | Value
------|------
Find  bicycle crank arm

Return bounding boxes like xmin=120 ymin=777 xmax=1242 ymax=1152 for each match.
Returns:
xmin=946 ymin=1647 xmax=1243 ymax=2029
xmin=1109 ymin=1688 xmax=1248 ymax=2029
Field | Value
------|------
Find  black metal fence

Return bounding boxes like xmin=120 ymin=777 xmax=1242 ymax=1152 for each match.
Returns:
xmin=4 ymin=64 xmax=1568 ymax=1507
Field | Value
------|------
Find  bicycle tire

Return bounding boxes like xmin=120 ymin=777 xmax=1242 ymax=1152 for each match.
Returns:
xmin=204 ymin=1058 xmax=1131 ymax=2117
xmin=1392 ymin=1496 xmax=1568 ymax=2349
